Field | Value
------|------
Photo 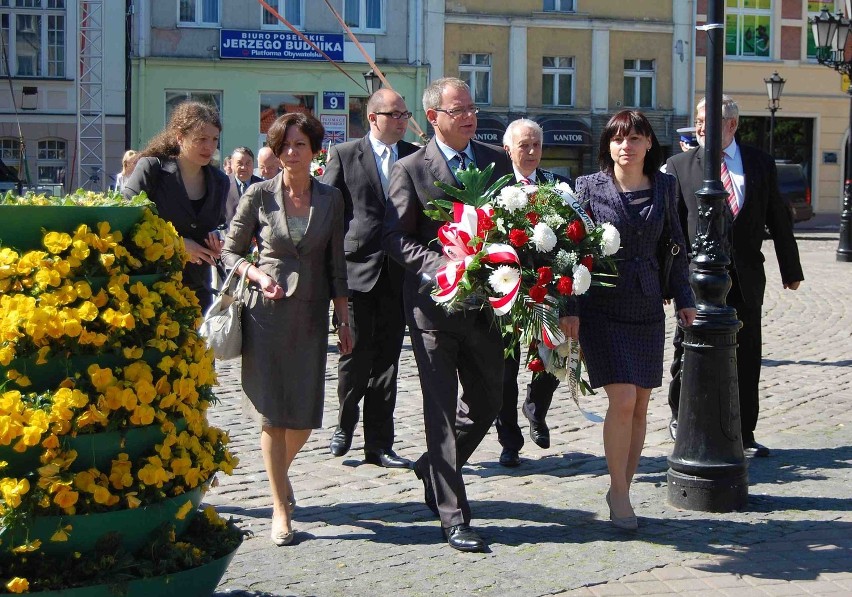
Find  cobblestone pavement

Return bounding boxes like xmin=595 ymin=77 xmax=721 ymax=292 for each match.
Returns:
xmin=209 ymin=231 xmax=852 ymax=597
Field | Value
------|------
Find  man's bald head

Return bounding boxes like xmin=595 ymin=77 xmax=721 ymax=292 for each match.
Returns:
xmin=257 ymin=146 xmax=280 ymax=179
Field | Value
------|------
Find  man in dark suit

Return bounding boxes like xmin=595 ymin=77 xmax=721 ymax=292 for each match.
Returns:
xmin=322 ymin=89 xmax=418 ymax=468
xmin=225 ymin=146 xmax=263 ymax=225
xmin=383 ymin=77 xmax=511 ymax=552
xmin=665 ymin=95 xmax=804 ymax=458
xmin=496 ymin=118 xmax=572 ymax=467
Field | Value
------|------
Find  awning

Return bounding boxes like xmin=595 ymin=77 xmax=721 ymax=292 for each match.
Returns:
xmin=474 ymin=115 xmax=506 ymax=145
xmin=537 ymin=117 xmax=592 ymax=146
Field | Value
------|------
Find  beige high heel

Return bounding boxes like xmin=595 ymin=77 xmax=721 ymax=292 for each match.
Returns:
xmin=606 ymin=490 xmax=638 ymax=530
xmin=271 ymin=528 xmax=295 ymax=546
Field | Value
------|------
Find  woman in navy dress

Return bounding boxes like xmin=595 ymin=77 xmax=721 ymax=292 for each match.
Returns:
xmin=571 ymin=111 xmax=695 ymax=529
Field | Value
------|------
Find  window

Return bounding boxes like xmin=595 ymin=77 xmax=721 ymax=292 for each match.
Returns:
xmin=0 ymin=138 xmax=19 ymax=177
xmin=349 ymin=96 xmax=368 ymax=140
xmin=543 ymin=0 xmax=575 ymax=11
xmin=261 ymin=0 xmax=302 ymax=28
xmin=178 ymin=0 xmax=219 ymax=27
xmin=725 ymin=0 xmax=772 ymax=58
xmin=623 ymin=59 xmax=655 ymax=108
xmin=344 ymin=0 xmax=383 ymax=32
xmin=459 ymin=53 xmax=491 ymax=105
xmin=807 ymin=0 xmax=833 ymax=59
xmin=259 ymin=92 xmax=316 ymax=146
xmin=0 ymin=2 xmax=65 ymax=77
xmin=37 ymin=138 xmax=65 ymax=184
xmin=542 ymin=56 xmax=574 ymax=107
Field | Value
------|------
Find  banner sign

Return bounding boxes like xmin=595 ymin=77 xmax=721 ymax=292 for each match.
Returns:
xmin=220 ymin=30 xmax=345 ymax=62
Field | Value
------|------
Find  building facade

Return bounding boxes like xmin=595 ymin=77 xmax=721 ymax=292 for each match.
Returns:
xmin=130 ymin=0 xmax=429 ymax=163
xmin=427 ymin=0 xmax=694 ymax=179
xmin=0 ymin=0 xmax=126 ymax=192
xmin=694 ymin=0 xmax=845 ymax=217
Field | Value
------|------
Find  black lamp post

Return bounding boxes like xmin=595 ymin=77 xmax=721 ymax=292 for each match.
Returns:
xmin=363 ymin=69 xmax=382 ymax=95
xmin=811 ymin=3 xmax=852 ymax=262
xmin=764 ymin=71 xmax=785 ymax=157
xmin=667 ymin=0 xmax=748 ymax=512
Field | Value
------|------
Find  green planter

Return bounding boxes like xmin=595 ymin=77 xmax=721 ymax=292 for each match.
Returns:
xmin=0 ymin=205 xmax=146 ymax=251
xmin=24 ymin=545 xmax=239 ymax=597
xmin=0 ymin=487 xmax=203 ymax=556
xmin=0 ymin=418 xmax=186 ymax=477
xmin=2 ymin=348 xmax=165 ymax=392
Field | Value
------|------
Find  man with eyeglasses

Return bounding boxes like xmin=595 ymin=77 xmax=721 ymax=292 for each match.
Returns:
xmin=665 ymin=95 xmax=803 ymax=458
xmin=383 ymin=77 xmax=511 ymax=552
xmin=323 ymin=88 xmax=418 ymax=469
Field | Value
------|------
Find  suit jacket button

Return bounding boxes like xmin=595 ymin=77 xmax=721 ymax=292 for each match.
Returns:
xmin=190 ymin=223 xmax=197 ymax=229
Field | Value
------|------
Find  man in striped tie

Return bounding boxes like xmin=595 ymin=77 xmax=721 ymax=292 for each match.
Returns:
xmin=664 ymin=95 xmax=804 ymax=458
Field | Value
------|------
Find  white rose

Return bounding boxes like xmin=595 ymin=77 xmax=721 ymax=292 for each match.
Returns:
xmin=531 ymin=222 xmax=557 ymax=253
xmin=572 ymin=264 xmax=592 ymax=295
xmin=600 ymin=223 xmax=621 ymax=256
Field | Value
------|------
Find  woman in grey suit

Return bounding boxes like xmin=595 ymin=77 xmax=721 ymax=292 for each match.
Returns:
xmin=571 ymin=111 xmax=696 ymax=529
xmin=122 ymin=101 xmax=229 ymax=311
xmin=221 ymin=113 xmax=352 ymax=546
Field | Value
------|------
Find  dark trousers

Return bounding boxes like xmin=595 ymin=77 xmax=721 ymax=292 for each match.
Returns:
xmin=668 ymin=288 xmax=763 ymax=442
xmin=409 ymin=311 xmax=504 ymax=528
xmin=336 ymin=266 xmax=406 ymax=451
xmin=497 ymin=338 xmax=560 ymax=451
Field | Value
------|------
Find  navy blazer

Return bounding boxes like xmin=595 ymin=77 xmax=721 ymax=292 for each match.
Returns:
xmin=383 ymin=138 xmax=512 ymax=331
xmin=574 ymin=170 xmax=694 ymax=312
xmin=665 ymin=144 xmax=803 ymax=307
xmin=322 ymin=135 xmax=418 ymax=293
xmin=122 ymin=156 xmax=229 ymax=309
xmin=225 ymin=173 xmax=264 ymax=227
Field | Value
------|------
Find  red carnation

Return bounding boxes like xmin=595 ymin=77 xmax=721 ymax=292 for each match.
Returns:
xmin=528 ymin=358 xmax=546 ymax=373
xmin=566 ymin=220 xmax=586 ymax=244
xmin=315 ymin=167 xmax=324 ymax=176
xmin=478 ymin=212 xmax=495 ymax=233
xmin=537 ymin=266 xmax=553 ymax=285
xmin=556 ymin=275 xmax=573 ymax=295
xmin=526 ymin=212 xmax=540 ymax=225
xmin=508 ymin=229 xmax=529 ymax=247
xmin=528 ymin=284 xmax=547 ymax=303
xmin=580 ymin=255 xmax=594 ymax=271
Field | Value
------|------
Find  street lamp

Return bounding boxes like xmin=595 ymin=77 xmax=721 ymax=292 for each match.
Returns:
xmin=764 ymin=71 xmax=785 ymax=157
xmin=363 ymin=69 xmax=382 ymax=95
xmin=811 ymin=4 xmax=852 ymax=262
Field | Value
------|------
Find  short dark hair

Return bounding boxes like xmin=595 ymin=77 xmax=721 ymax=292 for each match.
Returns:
xmin=231 ymin=146 xmax=255 ymax=160
xmin=266 ymin=113 xmax=325 ymax=156
xmin=597 ymin=109 xmax=663 ymax=175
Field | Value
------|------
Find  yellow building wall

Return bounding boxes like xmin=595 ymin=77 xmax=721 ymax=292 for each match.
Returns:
xmin=578 ymin=0 xmax=670 ymax=20
xmin=444 ymin=24 xmax=511 ymax=108
xmin=695 ymin=61 xmax=846 ymax=215
xmin=526 ymin=28 xmax=593 ymax=110
xmin=449 ymin=0 xmax=539 ymax=16
xmin=608 ymin=32 xmax=673 ymax=110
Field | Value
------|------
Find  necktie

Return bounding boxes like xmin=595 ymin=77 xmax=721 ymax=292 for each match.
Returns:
xmin=379 ymin=146 xmax=393 ymax=196
xmin=455 ymin=152 xmax=468 ymax=171
xmin=520 ymin=178 xmax=533 ymax=185
xmin=720 ymin=158 xmax=739 ymax=218
xmin=237 ymin=180 xmax=245 ymax=196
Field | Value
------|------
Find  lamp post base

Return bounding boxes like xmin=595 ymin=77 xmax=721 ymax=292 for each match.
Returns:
xmin=668 ymin=468 xmax=749 ymax=512
xmin=837 ymin=207 xmax=852 ymax=261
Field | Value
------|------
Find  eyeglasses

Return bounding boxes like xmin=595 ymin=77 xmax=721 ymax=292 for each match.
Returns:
xmin=373 ymin=111 xmax=413 ymax=120
xmin=434 ymin=106 xmax=480 ymax=118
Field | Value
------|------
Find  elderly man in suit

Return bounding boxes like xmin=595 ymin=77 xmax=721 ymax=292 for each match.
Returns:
xmin=496 ymin=118 xmax=572 ymax=467
xmin=225 ymin=146 xmax=263 ymax=225
xmin=383 ymin=77 xmax=511 ymax=552
xmin=257 ymin=146 xmax=281 ymax=180
xmin=665 ymin=95 xmax=803 ymax=458
xmin=322 ymin=88 xmax=418 ymax=468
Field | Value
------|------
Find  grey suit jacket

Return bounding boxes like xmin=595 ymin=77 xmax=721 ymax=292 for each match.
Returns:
xmin=382 ymin=138 xmax=512 ymax=331
xmin=665 ymin=145 xmax=803 ymax=306
xmin=322 ymin=135 xmax=417 ymax=293
xmin=225 ymin=173 xmax=263 ymax=227
xmin=221 ymin=174 xmax=348 ymax=302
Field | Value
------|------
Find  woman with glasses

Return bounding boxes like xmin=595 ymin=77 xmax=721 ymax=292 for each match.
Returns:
xmin=122 ymin=101 xmax=229 ymax=311
xmin=570 ymin=110 xmax=695 ymax=530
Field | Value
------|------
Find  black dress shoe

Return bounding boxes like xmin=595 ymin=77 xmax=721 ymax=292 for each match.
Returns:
xmin=413 ymin=460 xmax=439 ymax=516
xmin=743 ymin=440 xmax=770 ymax=458
xmin=528 ymin=420 xmax=550 ymax=449
xmin=441 ymin=524 xmax=486 ymax=552
xmin=668 ymin=418 xmax=678 ymax=441
xmin=329 ymin=427 xmax=353 ymax=457
xmin=364 ymin=448 xmax=411 ymax=469
xmin=499 ymin=447 xmax=521 ymax=467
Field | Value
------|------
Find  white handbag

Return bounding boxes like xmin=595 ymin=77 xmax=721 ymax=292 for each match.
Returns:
xmin=198 ymin=258 xmax=250 ymax=360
